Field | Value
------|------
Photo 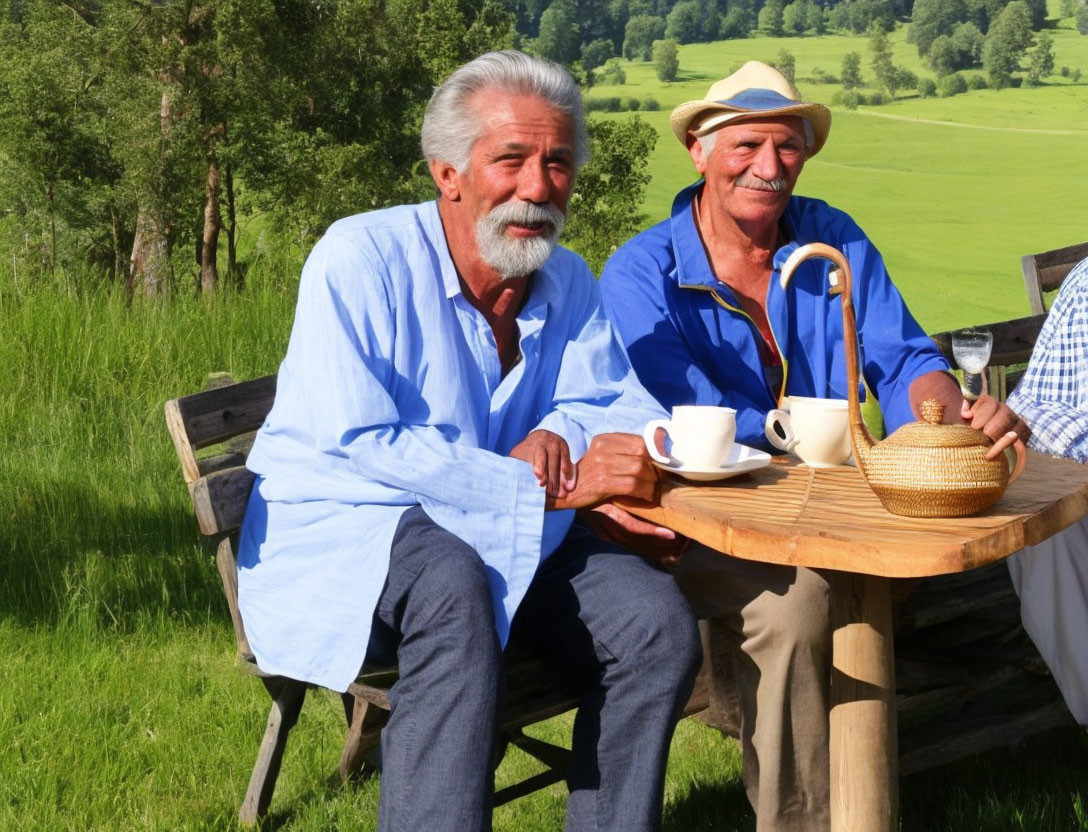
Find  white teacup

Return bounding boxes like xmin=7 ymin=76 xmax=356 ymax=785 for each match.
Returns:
xmin=643 ymin=405 xmax=737 ymax=470
xmin=764 ymin=396 xmax=853 ymax=468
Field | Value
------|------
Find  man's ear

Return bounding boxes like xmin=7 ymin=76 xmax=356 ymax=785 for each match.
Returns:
xmin=430 ymin=159 xmax=462 ymax=201
xmin=688 ymin=135 xmax=709 ymax=176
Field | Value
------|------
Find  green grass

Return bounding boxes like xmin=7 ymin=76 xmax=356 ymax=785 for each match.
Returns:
xmin=588 ymin=24 xmax=1088 ymax=332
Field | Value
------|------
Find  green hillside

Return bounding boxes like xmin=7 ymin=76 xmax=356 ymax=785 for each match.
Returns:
xmin=587 ymin=25 xmax=1088 ymax=332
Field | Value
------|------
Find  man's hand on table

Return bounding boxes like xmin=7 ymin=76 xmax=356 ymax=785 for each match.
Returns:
xmin=542 ymin=432 xmax=686 ymax=566
xmin=576 ymin=504 xmax=689 ymax=567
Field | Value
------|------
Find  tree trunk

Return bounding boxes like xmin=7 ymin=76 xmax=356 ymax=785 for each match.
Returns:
xmin=110 ymin=207 xmax=121 ymax=284
xmin=128 ymin=204 xmax=174 ymax=296
xmin=200 ymin=153 xmax=221 ymax=294
xmin=225 ymin=161 xmax=241 ymax=289
xmin=128 ymin=90 xmax=176 ymax=296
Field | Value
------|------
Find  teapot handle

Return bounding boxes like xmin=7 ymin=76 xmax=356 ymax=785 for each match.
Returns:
xmin=1005 ymin=439 xmax=1027 ymax=485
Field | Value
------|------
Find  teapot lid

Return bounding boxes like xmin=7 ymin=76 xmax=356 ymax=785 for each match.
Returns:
xmin=885 ymin=398 xmax=991 ymax=448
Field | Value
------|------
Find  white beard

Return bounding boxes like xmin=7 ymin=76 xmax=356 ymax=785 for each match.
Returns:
xmin=475 ymin=200 xmax=565 ymax=280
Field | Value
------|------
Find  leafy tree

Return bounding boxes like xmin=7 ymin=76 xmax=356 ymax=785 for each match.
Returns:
xmin=758 ymin=0 xmax=786 ymax=36
xmin=909 ymin=0 xmax=968 ymax=57
xmin=1060 ymin=0 xmax=1078 ymax=17
xmin=917 ymin=76 xmax=937 ymax=96
xmin=1025 ymin=30 xmax=1054 ymax=84
xmin=652 ymin=37 xmax=679 ymax=80
xmin=623 ymin=14 xmax=665 ymax=59
xmin=829 ymin=0 xmax=895 ymax=34
xmin=0 ymin=2 xmax=124 ymax=281
xmin=928 ymin=35 xmax=960 ymax=75
xmin=950 ymin=22 xmax=985 ymax=66
xmin=806 ymin=1 xmax=827 ymax=33
xmin=782 ymin=0 xmax=811 ymax=35
xmin=841 ymin=51 xmax=864 ymax=88
xmin=868 ymin=23 xmax=896 ymax=94
xmin=982 ymin=0 xmax=1033 ymax=88
xmin=775 ymin=49 xmax=796 ymax=84
xmin=1078 ymin=4 xmax=1088 ymax=33
xmin=580 ymin=37 xmax=615 ymax=71
xmin=1023 ymin=0 xmax=1047 ymax=30
xmin=719 ymin=5 xmax=755 ymax=38
xmin=666 ymin=1 xmax=702 ymax=43
xmin=534 ymin=0 xmax=580 ymax=64
xmin=562 ymin=118 xmax=657 ymax=274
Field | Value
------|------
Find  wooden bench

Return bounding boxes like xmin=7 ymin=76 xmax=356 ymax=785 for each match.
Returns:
xmin=1021 ymin=240 xmax=1088 ymax=316
xmin=165 ymin=376 xmax=575 ymax=823
xmin=166 ymin=373 xmax=711 ymax=825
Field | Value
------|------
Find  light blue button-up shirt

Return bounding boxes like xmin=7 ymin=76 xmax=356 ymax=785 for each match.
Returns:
xmin=237 ymin=200 xmax=667 ymax=692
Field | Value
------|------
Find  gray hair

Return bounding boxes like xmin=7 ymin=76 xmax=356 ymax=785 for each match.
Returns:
xmin=421 ymin=50 xmax=590 ymax=174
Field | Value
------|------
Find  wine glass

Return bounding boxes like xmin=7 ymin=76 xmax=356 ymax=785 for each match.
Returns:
xmin=951 ymin=328 xmax=993 ymax=401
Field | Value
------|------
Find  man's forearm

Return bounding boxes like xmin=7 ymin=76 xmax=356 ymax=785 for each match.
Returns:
xmin=907 ymin=370 xmax=963 ymax=423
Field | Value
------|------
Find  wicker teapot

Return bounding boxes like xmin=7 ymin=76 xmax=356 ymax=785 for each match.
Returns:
xmin=778 ymin=243 xmax=1027 ymax=518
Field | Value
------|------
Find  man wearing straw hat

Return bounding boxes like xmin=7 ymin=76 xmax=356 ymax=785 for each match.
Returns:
xmin=599 ymin=61 xmax=1027 ymax=830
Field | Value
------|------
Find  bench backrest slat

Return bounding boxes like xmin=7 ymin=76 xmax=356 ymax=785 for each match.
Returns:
xmin=165 ymin=374 xmax=277 ymax=484
xmin=929 ymin=314 xmax=1047 ymax=369
xmin=1021 ymin=241 xmax=1088 ymax=316
xmin=190 ymin=466 xmax=259 ymax=536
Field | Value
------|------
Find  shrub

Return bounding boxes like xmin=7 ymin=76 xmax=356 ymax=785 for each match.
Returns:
xmin=585 ymin=96 xmax=622 ymax=112
xmin=1074 ymin=68 xmax=1083 ymax=82
xmin=1060 ymin=65 xmax=1070 ymax=77
xmin=866 ymin=90 xmax=887 ymax=105
xmin=917 ymin=77 xmax=937 ymax=97
xmin=641 ymin=96 xmax=661 ymax=111
xmin=938 ymin=72 xmax=968 ymax=97
xmin=652 ymin=38 xmax=679 ymax=81
xmin=810 ymin=66 xmax=838 ymax=84
xmin=580 ymin=38 xmax=615 ymax=72
xmin=967 ymin=73 xmax=988 ymax=89
xmin=596 ymin=58 xmax=626 ymax=85
xmin=626 ymin=97 xmax=642 ymax=111
xmin=831 ymin=88 xmax=863 ymax=109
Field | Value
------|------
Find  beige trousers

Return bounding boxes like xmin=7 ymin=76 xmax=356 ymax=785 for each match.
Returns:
xmin=673 ymin=543 xmax=831 ymax=832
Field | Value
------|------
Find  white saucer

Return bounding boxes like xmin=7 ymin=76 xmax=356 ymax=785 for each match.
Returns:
xmin=653 ymin=443 xmax=772 ymax=482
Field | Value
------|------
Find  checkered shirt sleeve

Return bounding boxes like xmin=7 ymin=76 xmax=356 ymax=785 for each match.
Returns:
xmin=1006 ymin=257 xmax=1088 ymax=463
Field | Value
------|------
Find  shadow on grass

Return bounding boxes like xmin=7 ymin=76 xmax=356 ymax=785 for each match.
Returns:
xmin=900 ymin=726 xmax=1088 ymax=832
xmin=672 ymin=69 xmax=715 ymax=84
xmin=664 ymin=779 xmax=755 ymax=832
xmin=0 ymin=470 xmax=222 ymax=629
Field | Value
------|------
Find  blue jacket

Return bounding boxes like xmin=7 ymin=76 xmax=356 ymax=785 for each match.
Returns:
xmin=600 ymin=183 xmax=950 ymax=452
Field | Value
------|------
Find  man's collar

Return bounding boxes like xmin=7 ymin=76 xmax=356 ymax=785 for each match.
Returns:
xmin=669 ymin=182 xmax=801 ymax=289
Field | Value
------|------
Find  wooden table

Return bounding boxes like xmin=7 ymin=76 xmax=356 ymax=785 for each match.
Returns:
xmin=619 ymin=449 xmax=1088 ymax=832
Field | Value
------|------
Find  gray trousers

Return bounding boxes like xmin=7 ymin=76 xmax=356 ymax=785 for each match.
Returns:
xmin=672 ymin=543 xmax=832 ymax=832
xmin=368 ymin=507 xmax=703 ymax=832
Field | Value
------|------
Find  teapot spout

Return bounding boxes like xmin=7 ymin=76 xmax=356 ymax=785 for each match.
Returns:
xmin=778 ymin=243 xmax=877 ymax=469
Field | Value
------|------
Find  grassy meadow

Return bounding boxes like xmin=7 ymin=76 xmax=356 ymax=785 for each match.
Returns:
xmin=3 ymin=7 xmax=1088 ymax=832
xmin=588 ymin=18 xmax=1088 ymax=332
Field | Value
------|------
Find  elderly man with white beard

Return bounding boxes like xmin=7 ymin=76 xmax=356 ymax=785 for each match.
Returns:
xmin=236 ymin=51 xmax=701 ymax=832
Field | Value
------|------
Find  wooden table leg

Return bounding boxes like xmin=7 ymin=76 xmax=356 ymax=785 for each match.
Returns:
xmin=829 ymin=571 xmax=898 ymax=832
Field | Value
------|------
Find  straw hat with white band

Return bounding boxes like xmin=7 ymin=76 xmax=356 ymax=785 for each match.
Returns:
xmin=669 ymin=61 xmax=832 ymax=156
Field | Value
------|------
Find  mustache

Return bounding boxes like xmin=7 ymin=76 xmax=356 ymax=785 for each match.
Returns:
xmin=735 ymin=172 xmax=788 ymax=192
xmin=486 ymin=199 xmax=565 ymax=231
